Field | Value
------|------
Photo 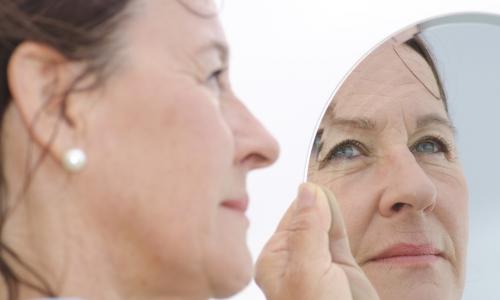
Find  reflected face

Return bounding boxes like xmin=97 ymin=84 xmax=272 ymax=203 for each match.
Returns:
xmin=76 ymin=0 xmax=278 ymax=298
xmin=308 ymin=42 xmax=468 ymax=300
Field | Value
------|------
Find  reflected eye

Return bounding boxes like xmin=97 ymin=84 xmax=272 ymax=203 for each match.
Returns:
xmin=411 ymin=136 xmax=450 ymax=155
xmin=326 ymin=139 xmax=366 ymax=161
xmin=414 ymin=141 xmax=441 ymax=153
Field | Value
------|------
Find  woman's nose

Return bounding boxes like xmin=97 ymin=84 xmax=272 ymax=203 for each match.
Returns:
xmin=229 ymin=99 xmax=280 ymax=170
xmin=378 ymin=146 xmax=437 ymax=218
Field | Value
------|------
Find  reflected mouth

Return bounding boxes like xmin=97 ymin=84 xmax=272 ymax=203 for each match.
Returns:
xmin=221 ymin=197 xmax=249 ymax=213
xmin=367 ymin=243 xmax=444 ymax=266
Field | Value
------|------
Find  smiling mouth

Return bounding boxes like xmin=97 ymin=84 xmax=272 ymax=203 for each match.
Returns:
xmin=221 ymin=197 xmax=248 ymax=213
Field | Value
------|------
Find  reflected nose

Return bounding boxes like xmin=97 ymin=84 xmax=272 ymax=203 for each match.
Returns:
xmin=229 ymin=99 xmax=280 ymax=170
xmin=378 ymin=147 xmax=437 ymax=217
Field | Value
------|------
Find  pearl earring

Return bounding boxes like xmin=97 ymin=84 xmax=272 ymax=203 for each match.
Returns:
xmin=62 ymin=148 xmax=87 ymax=172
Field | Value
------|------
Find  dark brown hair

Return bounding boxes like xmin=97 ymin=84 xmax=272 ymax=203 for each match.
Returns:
xmin=0 ymin=1 xmax=132 ymax=299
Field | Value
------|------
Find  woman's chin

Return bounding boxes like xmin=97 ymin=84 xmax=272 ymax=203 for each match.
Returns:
xmin=377 ymin=289 xmax=461 ymax=300
xmin=365 ymin=268 xmax=463 ymax=300
xmin=207 ymin=245 xmax=253 ymax=298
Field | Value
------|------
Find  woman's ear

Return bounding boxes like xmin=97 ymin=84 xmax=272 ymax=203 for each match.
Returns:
xmin=7 ymin=41 xmax=88 ymax=169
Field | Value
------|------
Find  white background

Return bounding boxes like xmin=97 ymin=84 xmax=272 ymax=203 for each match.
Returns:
xmin=219 ymin=1 xmax=500 ymax=299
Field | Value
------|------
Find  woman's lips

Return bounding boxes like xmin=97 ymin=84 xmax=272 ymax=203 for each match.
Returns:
xmin=367 ymin=243 xmax=444 ymax=266
xmin=221 ymin=197 xmax=249 ymax=213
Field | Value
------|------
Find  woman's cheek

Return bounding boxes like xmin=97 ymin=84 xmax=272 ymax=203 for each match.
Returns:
xmin=434 ymin=171 xmax=468 ymax=232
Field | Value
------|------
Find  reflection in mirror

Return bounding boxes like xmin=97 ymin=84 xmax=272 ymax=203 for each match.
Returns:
xmin=307 ymin=13 xmax=500 ymax=300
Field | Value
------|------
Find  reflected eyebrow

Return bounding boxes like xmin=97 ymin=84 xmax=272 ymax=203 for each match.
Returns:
xmin=416 ymin=113 xmax=456 ymax=134
xmin=196 ymin=40 xmax=229 ymax=63
xmin=327 ymin=117 xmax=377 ymax=131
xmin=325 ymin=113 xmax=456 ymax=134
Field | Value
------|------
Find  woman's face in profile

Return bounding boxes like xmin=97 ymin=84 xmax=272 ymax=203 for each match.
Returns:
xmin=68 ymin=0 xmax=278 ymax=297
xmin=308 ymin=42 xmax=468 ymax=300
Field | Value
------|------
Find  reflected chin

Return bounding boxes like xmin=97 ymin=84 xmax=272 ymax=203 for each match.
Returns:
xmin=362 ymin=260 xmax=462 ymax=300
xmin=375 ymin=284 xmax=462 ymax=300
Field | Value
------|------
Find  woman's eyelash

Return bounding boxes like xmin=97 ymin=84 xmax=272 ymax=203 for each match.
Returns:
xmin=410 ymin=135 xmax=453 ymax=154
xmin=332 ymin=139 xmax=367 ymax=154
xmin=206 ymin=67 xmax=229 ymax=92
xmin=208 ymin=66 xmax=228 ymax=82
xmin=318 ymin=135 xmax=455 ymax=169
xmin=209 ymin=68 xmax=224 ymax=79
xmin=320 ymin=139 xmax=368 ymax=166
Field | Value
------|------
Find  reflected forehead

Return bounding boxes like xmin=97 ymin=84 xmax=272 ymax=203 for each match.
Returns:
xmin=322 ymin=99 xmax=456 ymax=133
xmin=326 ymin=81 xmax=449 ymax=133
xmin=334 ymin=41 xmax=441 ymax=104
xmin=321 ymin=40 xmax=449 ymax=133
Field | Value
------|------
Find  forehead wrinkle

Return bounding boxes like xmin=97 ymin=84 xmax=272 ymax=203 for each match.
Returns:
xmin=337 ymin=73 xmax=429 ymax=110
xmin=343 ymin=71 xmax=417 ymax=94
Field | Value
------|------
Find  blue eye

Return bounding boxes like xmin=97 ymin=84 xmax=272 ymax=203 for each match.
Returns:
xmin=415 ymin=141 xmax=440 ymax=153
xmin=327 ymin=140 xmax=365 ymax=161
xmin=333 ymin=145 xmax=360 ymax=159
xmin=412 ymin=136 xmax=449 ymax=155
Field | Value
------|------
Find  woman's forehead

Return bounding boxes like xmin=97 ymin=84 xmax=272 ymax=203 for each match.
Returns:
xmin=128 ymin=0 xmax=227 ymax=46
xmin=120 ymin=0 xmax=228 ymax=69
xmin=324 ymin=41 xmax=445 ymax=124
xmin=322 ymin=93 xmax=448 ymax=140
xmin=178 ymin=0 xmax=224 ymax=16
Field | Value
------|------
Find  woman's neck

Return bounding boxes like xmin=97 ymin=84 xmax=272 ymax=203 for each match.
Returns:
xmin=2 ymin=191 xmax=209 ymax=300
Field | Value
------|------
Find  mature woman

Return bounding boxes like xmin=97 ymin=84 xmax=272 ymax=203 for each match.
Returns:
xmin=257 ymin=32 xmax=468 ymax=300
xmin=0 ymin=1 xmax=282 ymax=299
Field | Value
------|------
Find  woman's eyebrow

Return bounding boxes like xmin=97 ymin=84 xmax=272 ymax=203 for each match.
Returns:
xmin=327 ymin=117 xmax=377 ymax=131
xmin=196 ymin=40 xmax=229 ymax=63
xmin=324 ymin=113 xmax=455 ymax=135
xmin=416 ymin=113 xmax=456 ymax=134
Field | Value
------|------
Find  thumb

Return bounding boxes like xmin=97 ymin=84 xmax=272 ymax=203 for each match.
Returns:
xmin=318 ymin=186 xmax=358 ymax=268
xmin=285 ymin=183 xmax=333 ymax=265
xmin=255 ymin=183 xmax=334 ymax=295
xmin=319 ymin=185 xmax=380 ymax=300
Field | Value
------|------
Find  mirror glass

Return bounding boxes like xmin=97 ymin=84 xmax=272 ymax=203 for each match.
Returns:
xmin=306 ymin=13 xmax=500 ymax=300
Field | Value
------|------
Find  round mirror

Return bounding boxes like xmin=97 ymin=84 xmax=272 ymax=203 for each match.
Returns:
xmin=307 ymin=12 xmax=500 ymax=300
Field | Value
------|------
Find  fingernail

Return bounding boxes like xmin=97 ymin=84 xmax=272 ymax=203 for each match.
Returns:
xmin=297 ymin=183 xmax=316 ymax=209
